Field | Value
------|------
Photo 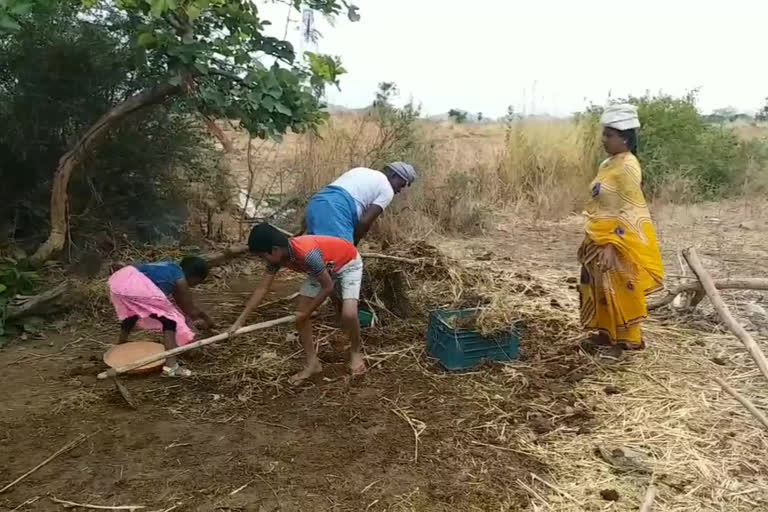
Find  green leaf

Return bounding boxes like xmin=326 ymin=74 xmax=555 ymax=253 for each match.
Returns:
xmin=274 ymin=103 xmax=291 ymax=116
xmin=265 ymin=86 xmax=282 ymax=99
xmin=234 ymin=52 xmax=250 ymax=65
xmin=9 ymin=1 xmax=32 ymax=16
xmin=186 ymin=3 xmax=201 ymax=20
xmin=137 ymin=32 xmax=156 ymax=48
xmin=261 ymin=95 xmax=276 ymax=112
xmin=0 ymin=283 xmax=6 ymax=294
xmin=346 ymin=3 xmax=360 ymax=22
xmin=0 ymin=13 xmax=21 ymax=32
xmin=193 ymin=61 xmax=209 ymax=75
xmin=150 ymin=0 xmax=177 ymax=17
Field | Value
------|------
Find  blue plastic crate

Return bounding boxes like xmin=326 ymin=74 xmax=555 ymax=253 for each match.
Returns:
xmin=426 ymin=309 xmax=522 ymax=371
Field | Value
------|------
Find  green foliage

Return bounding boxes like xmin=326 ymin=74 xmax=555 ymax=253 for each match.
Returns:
xmin=366 ymin=82 xmax=423 ymax=168
xmin=0 ymin=0 xmax=33 ymax=33
xmin=0 ymin=258 xmax=39 ymax=337
xmin=580 ymin=92 xmax=768 ymax=200
xmin=756 ymin=98 xmax=768 ymax=123
xmin=448 ymin=108 xmax=468 ymax=123
xmin=0 ymin=3 xmax=216 ymax=244
xmin=0 ymin=0 xmax=357 ymax=252
xmin=372 ymin=81 xmax=397 ymax=109
xmin=89 ymin=0 xmax=356 ymax=139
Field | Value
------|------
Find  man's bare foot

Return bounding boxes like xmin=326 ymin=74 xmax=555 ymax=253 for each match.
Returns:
xmin=349 ymin=353 xmax=366 ymax=377
xmin=289 ymin=360 xmax=323 ymax=386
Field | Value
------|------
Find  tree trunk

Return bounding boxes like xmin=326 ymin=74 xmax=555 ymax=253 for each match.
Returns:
xmin=201 ymin=113 xmax=234 ymax=152
xmin=31 ymin=82 xmax=182 ymax=264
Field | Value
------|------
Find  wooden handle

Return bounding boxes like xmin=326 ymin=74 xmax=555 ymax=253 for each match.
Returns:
xmin=97 ymin=315 xmax=296 ymax=379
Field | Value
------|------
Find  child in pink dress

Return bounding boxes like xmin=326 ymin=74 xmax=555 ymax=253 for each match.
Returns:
xmin=108 ymin=256 xmax=213 ymax=377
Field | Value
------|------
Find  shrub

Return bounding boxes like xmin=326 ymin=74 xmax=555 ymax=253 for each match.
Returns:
xmin=0 ymin=3 xmax=219 ymax=251
xmin=0 ymin=258 xmax=39 ymax=340
xmin=581 ymin=92 xmax=768 ymax=201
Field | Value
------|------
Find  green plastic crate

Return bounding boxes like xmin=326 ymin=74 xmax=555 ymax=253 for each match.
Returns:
xmin=358 ymin=309 xmax=375 ymax=328
xmin=426 ymin=309 xmax=522 ymax=370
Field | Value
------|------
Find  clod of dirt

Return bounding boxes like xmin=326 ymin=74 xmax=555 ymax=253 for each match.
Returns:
xmin=67 ymin=364 xmax=98 ymax=377
xmin=711 ymin=356 xmax=728 ymax=366
xmin=596 ymin=445 xmax=652 ymax=474
xmin=604 ymin=385 xmax=623 ymax=395
xmin=599 ymin=489 xmax=620 ymax=501
xmin=529 ymin=417 xmax=555 ymax=435
xmin=544 ymin=367 xmax=568 ymax=379
xmin=565 ymin=371 xmax=585 ymax=383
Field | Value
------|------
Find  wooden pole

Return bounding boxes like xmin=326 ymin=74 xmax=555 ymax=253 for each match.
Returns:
xmin=201 ymin=244 xmax=427 ymax=268
xmin=682 ymin=248 xmax=768 ymax=384
xmin=715 ymin=376 xmax=768 ymax=432
xmin=97 ymin=315 xmax=295 ymax=379
xmin=360 ymin=252 xmax=426 ymax=264
xmin=648 ymin=278 xmax=768 ymax=311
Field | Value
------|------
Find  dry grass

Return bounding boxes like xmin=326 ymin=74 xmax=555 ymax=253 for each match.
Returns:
xmin=218 ymin=114 xmax=606 ymax=242
xmin=731 ymin=122 xmax=768 ymax=141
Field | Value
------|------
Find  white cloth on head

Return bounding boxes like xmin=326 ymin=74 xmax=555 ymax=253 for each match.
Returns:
xmin=600 ymin=103 xmax=640 ymax=130
xmin=330 ymin=167 xmax=394 ymax=219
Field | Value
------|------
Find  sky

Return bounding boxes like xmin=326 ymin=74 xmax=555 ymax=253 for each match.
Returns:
xmin=262 ymin=0 xmax=768 ymax=118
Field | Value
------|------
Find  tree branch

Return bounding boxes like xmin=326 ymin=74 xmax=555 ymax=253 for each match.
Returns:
xmin=648 ymin=278 xmax=768 ymax=311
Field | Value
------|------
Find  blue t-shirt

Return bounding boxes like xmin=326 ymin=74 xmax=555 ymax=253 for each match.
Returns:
xmin=134 ymin=262 xmax=184 ymax=296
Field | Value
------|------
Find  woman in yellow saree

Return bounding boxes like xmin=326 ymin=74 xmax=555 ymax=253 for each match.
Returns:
xmin=579 ymin=104 xmax=664 ymax=357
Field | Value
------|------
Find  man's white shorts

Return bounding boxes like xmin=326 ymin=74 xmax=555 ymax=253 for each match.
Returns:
xmin=299 ymin=255 xmax=363 ymax=301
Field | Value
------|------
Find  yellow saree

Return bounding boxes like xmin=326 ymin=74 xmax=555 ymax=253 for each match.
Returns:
xmin=578 ymin=152 xmax=664 ymax=347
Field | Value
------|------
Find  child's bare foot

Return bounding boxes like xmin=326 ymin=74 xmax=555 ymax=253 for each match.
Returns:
xmin=349 ymin=353 xmax=366 ymax=377
xmin=289 ymin=360 xmax=323 ymax=385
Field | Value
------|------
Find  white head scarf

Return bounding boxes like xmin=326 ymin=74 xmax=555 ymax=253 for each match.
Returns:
xmin=600 ymin=103 xmax=640 ymax=131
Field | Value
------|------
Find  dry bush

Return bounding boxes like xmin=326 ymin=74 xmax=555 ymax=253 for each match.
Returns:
xmin=271 ymin=114 xmax=602 ymax=236
xmin=222 ymin=96 xmax=768 ymax=238
xmin=497 ymin=119 xmax=602 ymax=218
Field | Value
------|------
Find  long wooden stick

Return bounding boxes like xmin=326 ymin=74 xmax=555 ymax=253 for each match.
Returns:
xmin=97 ymin=315 xmax=295 ymax=379
xmin=50 ymin=497 xmax=145 ymax=511
xmin=202 ymin=244 xmax=248 ymax=267
xmin=0 ymin=434 xmax=87 ymax=494
xmin=715 ymin=376 xmax=768 ymax=432
xmin=203 ymin=244 xmax=426 ymax=267
xmin=648 ymin=278 xmax=768 ymax=310
xmin=683 ymin=248 xmax=768 ymax=384
xmin=639 ymin=485 xmax=656 ymax=512
xmin=360 ymin=252 xmax=426 ymax=264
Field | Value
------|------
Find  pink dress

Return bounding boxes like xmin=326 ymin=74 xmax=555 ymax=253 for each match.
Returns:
xmin=108 ymin=266 xmax=195 ymax=345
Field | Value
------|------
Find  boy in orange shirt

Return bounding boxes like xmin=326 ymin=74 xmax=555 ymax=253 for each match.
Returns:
xmin=229 ymin=223 xmax=365 ymax=384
